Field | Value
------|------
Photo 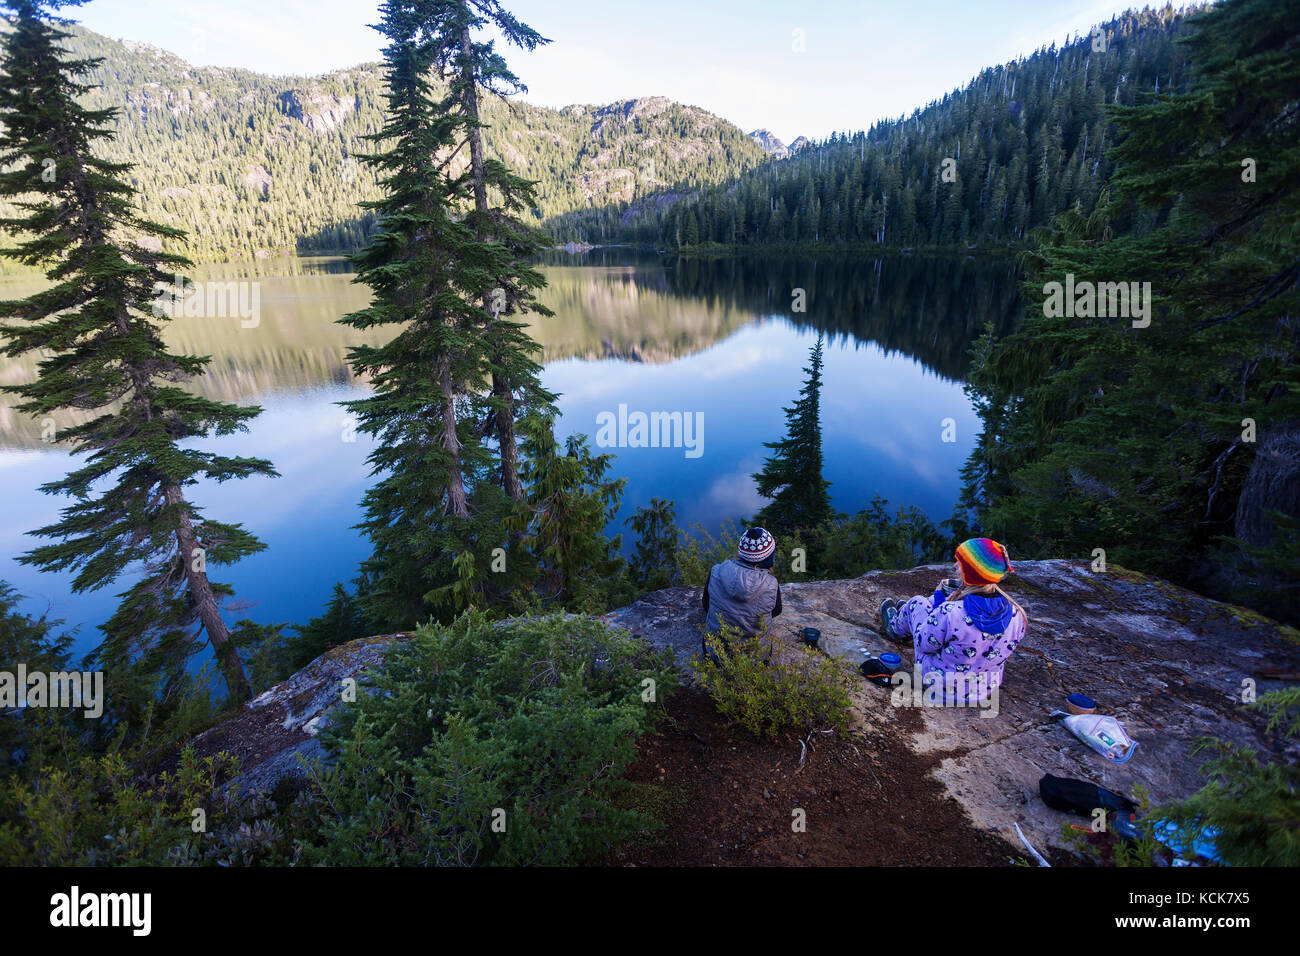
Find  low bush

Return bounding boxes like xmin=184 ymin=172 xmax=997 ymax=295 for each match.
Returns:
xmin=692 ymin=625 xmax=856 ymax=739
xmin=1146 ymin=698 xmax=1300 ymax=867
xmin=300 ymin=609 xmax=677 ymax=865
xmin=0 ymin=747 xmax=270 ymax=865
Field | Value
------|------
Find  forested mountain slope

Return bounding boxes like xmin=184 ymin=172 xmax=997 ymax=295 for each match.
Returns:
xmin=553 ymin=5 xmax=1206 ymax=249
xmin=1 ymin=27 xmax=767 ymax=260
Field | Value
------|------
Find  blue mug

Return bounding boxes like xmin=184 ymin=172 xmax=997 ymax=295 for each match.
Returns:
xmin=1067 ymin=692 xmax=1096 ymax=713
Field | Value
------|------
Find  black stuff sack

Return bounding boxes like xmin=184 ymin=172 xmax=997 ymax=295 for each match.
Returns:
xmin=1038 ymin=772 xmax=1136 ymax=817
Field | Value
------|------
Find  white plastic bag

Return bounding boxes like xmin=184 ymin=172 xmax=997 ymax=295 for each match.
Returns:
xmin=1053 ymin=712 xmax=1138 ymax=763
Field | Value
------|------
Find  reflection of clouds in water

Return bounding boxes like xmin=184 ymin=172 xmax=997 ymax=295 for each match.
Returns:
xmin=817 ymin=345 xmax=977 ymax=498
xmin=825 ymin=348 xmax=974 ymax=443
xmin=546 ymin=331 xmax=785 ymax=408
xmin=694 ymin=343 xmax=787 ymax=381
xmin=702 ymin=455 xmax=767 ymax=519
xmin=0 ymin=450 xmax=45 ymax=470
xmin=544 ymin=360 xmax=629 ymax=406
xmin=839 ymin=421 xmax=961 ymax=490
xmin=188 ymin=388 xmax=375 ymax=531
xmin=0 ymin=453 xmax=73 ymax=547
xmin=904 ymin=455 xmax=944 ymax=487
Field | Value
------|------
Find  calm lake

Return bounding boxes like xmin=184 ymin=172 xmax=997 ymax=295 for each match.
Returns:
xmin=0 ymin=250 xmax=1020 ymax=659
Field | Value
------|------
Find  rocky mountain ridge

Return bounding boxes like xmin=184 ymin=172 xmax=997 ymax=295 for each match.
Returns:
xmin=0 ymin=27 xmax=769 ymax=259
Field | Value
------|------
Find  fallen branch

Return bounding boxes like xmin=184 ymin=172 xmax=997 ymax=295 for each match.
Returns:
xmin=863 ymin=761 xmax=881 ymax=790
xmin=1014 ymin=822 xmax=1051 ymax=867
xmin=795 ymin=728 xmax=835 ymax=773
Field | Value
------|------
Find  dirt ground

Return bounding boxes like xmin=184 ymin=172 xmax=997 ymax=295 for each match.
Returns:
xmin=609 ymin=686 xmax=1028 ymax=867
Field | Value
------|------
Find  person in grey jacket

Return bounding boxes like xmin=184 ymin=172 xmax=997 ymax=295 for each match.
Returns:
xmin=701 ymin=527 xmax=782 ymax=661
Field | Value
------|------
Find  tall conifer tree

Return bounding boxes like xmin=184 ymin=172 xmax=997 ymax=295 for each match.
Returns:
xmin=342 ymin=0 xmax=556 ymax=627
xmin=753 ymin=334 xmax=833 ymax=534
xmin=437 ymin=0 xmax=555 ymax=502
xmin=0 ymin=0 xmax=275 ymax=702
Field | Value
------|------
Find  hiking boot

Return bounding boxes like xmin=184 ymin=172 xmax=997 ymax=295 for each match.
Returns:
xmin=878 ymin=599 xmax=902 ymax=640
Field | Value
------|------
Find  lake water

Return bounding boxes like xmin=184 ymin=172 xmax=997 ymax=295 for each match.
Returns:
xmin=0 ymin=250 xmax=1020 ymax=659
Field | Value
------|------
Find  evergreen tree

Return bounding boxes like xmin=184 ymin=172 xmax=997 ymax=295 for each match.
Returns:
xmin=433 ymin=0 xmax=555 ymax=501
xmin=341 ymin=0 xmax=559 ymax=627
xmin=341 ymin=0 xmax=493 ymax=628
xmin=513 ymin=417 xmax=626 ymax=611
xmin=0 ymin=0 xmax=275 ymax=703
xmin=626 ymin=497 xmax=679 ymax=590
xmin=959 ymin=0 xmax=1300 ymax=618
xmin=602 ymin=7 xmax=1202 ymax=252
xmin=285 ymin=581 xmax=377 ymax=673
xmin=753 ymin=335 xmax=832 ymax=534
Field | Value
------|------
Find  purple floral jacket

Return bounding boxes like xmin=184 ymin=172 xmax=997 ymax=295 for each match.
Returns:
xmin=890 ymin=588 xmax=1027 ymax=704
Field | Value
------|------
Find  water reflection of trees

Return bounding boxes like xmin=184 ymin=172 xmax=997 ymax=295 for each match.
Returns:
xmin=0 ymin=252 xmax=1020 ymax=447
xmin=533 ymin=250 xmax=1022 ymax=378
xmin=662 ymin=254 xmax=1022 ymax=381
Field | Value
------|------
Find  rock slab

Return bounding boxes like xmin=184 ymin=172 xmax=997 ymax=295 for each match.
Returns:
xmin=602 ymin=559 xmax=1300 ymax=857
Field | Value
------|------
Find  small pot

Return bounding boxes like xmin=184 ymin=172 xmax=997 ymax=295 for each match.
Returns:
xmin=801 ymin=627 xmax=821 ymax=647
xmin=879 ymin=652 xmax=902 ymax=672
xmin=1066 ymin=693 xmax=1097 ymax=715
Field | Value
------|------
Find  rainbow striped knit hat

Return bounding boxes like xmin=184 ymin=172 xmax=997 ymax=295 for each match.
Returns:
xmin=955 ymin=538 xmax=1012 ymax=586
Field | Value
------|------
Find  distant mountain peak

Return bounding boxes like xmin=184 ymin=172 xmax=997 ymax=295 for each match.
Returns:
xmin=748 ymin=129 xmax=807 ymax=159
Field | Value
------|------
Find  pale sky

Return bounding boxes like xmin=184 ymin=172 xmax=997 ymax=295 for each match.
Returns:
xmin=74 ymin=0 xmax=1200 ymax=144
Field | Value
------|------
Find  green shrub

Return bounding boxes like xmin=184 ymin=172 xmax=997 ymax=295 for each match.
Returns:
xmin=671 ymin=498 xmax=951 ymax=588
xmin=0 ymin=747 xmax=263 ymax=865
xmin=676 ymin=519 xmax=742 ymax=586
xmin=301 ymin=609 xmax=677 ymax=865
xmin=692 ymin=625 xmax=856 ymax=739
xmin=811 ymin=498 xmax=950 ymax=578
xmin=0 ymin=582 xmax=76 ymax=779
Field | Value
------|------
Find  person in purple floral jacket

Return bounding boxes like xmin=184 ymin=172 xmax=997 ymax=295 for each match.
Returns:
xmin=878 ymin=538 xmax=1028 ymax=705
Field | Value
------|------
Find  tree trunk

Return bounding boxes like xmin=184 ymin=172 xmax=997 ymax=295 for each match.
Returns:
xmin=493 ymin=372 xmax=525 ymax=500
xmin=439 ymin=354 xmax=470 ymax=517
xmin=63 ymin=96 xmax=259 ymax=705
xmin=112 ymin=286 xmax=253 ymax=704
xmin=163 ymin=483 xmax=253 ymax=704
xmin=459 ymin=27 xmax=490 ymax=225
xmin=460 ymin=25 xmax=525 ymax=502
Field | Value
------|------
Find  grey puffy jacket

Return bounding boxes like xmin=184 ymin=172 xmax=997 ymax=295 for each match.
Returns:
xmin=703 ymin=559 xmax=781 ymax=637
